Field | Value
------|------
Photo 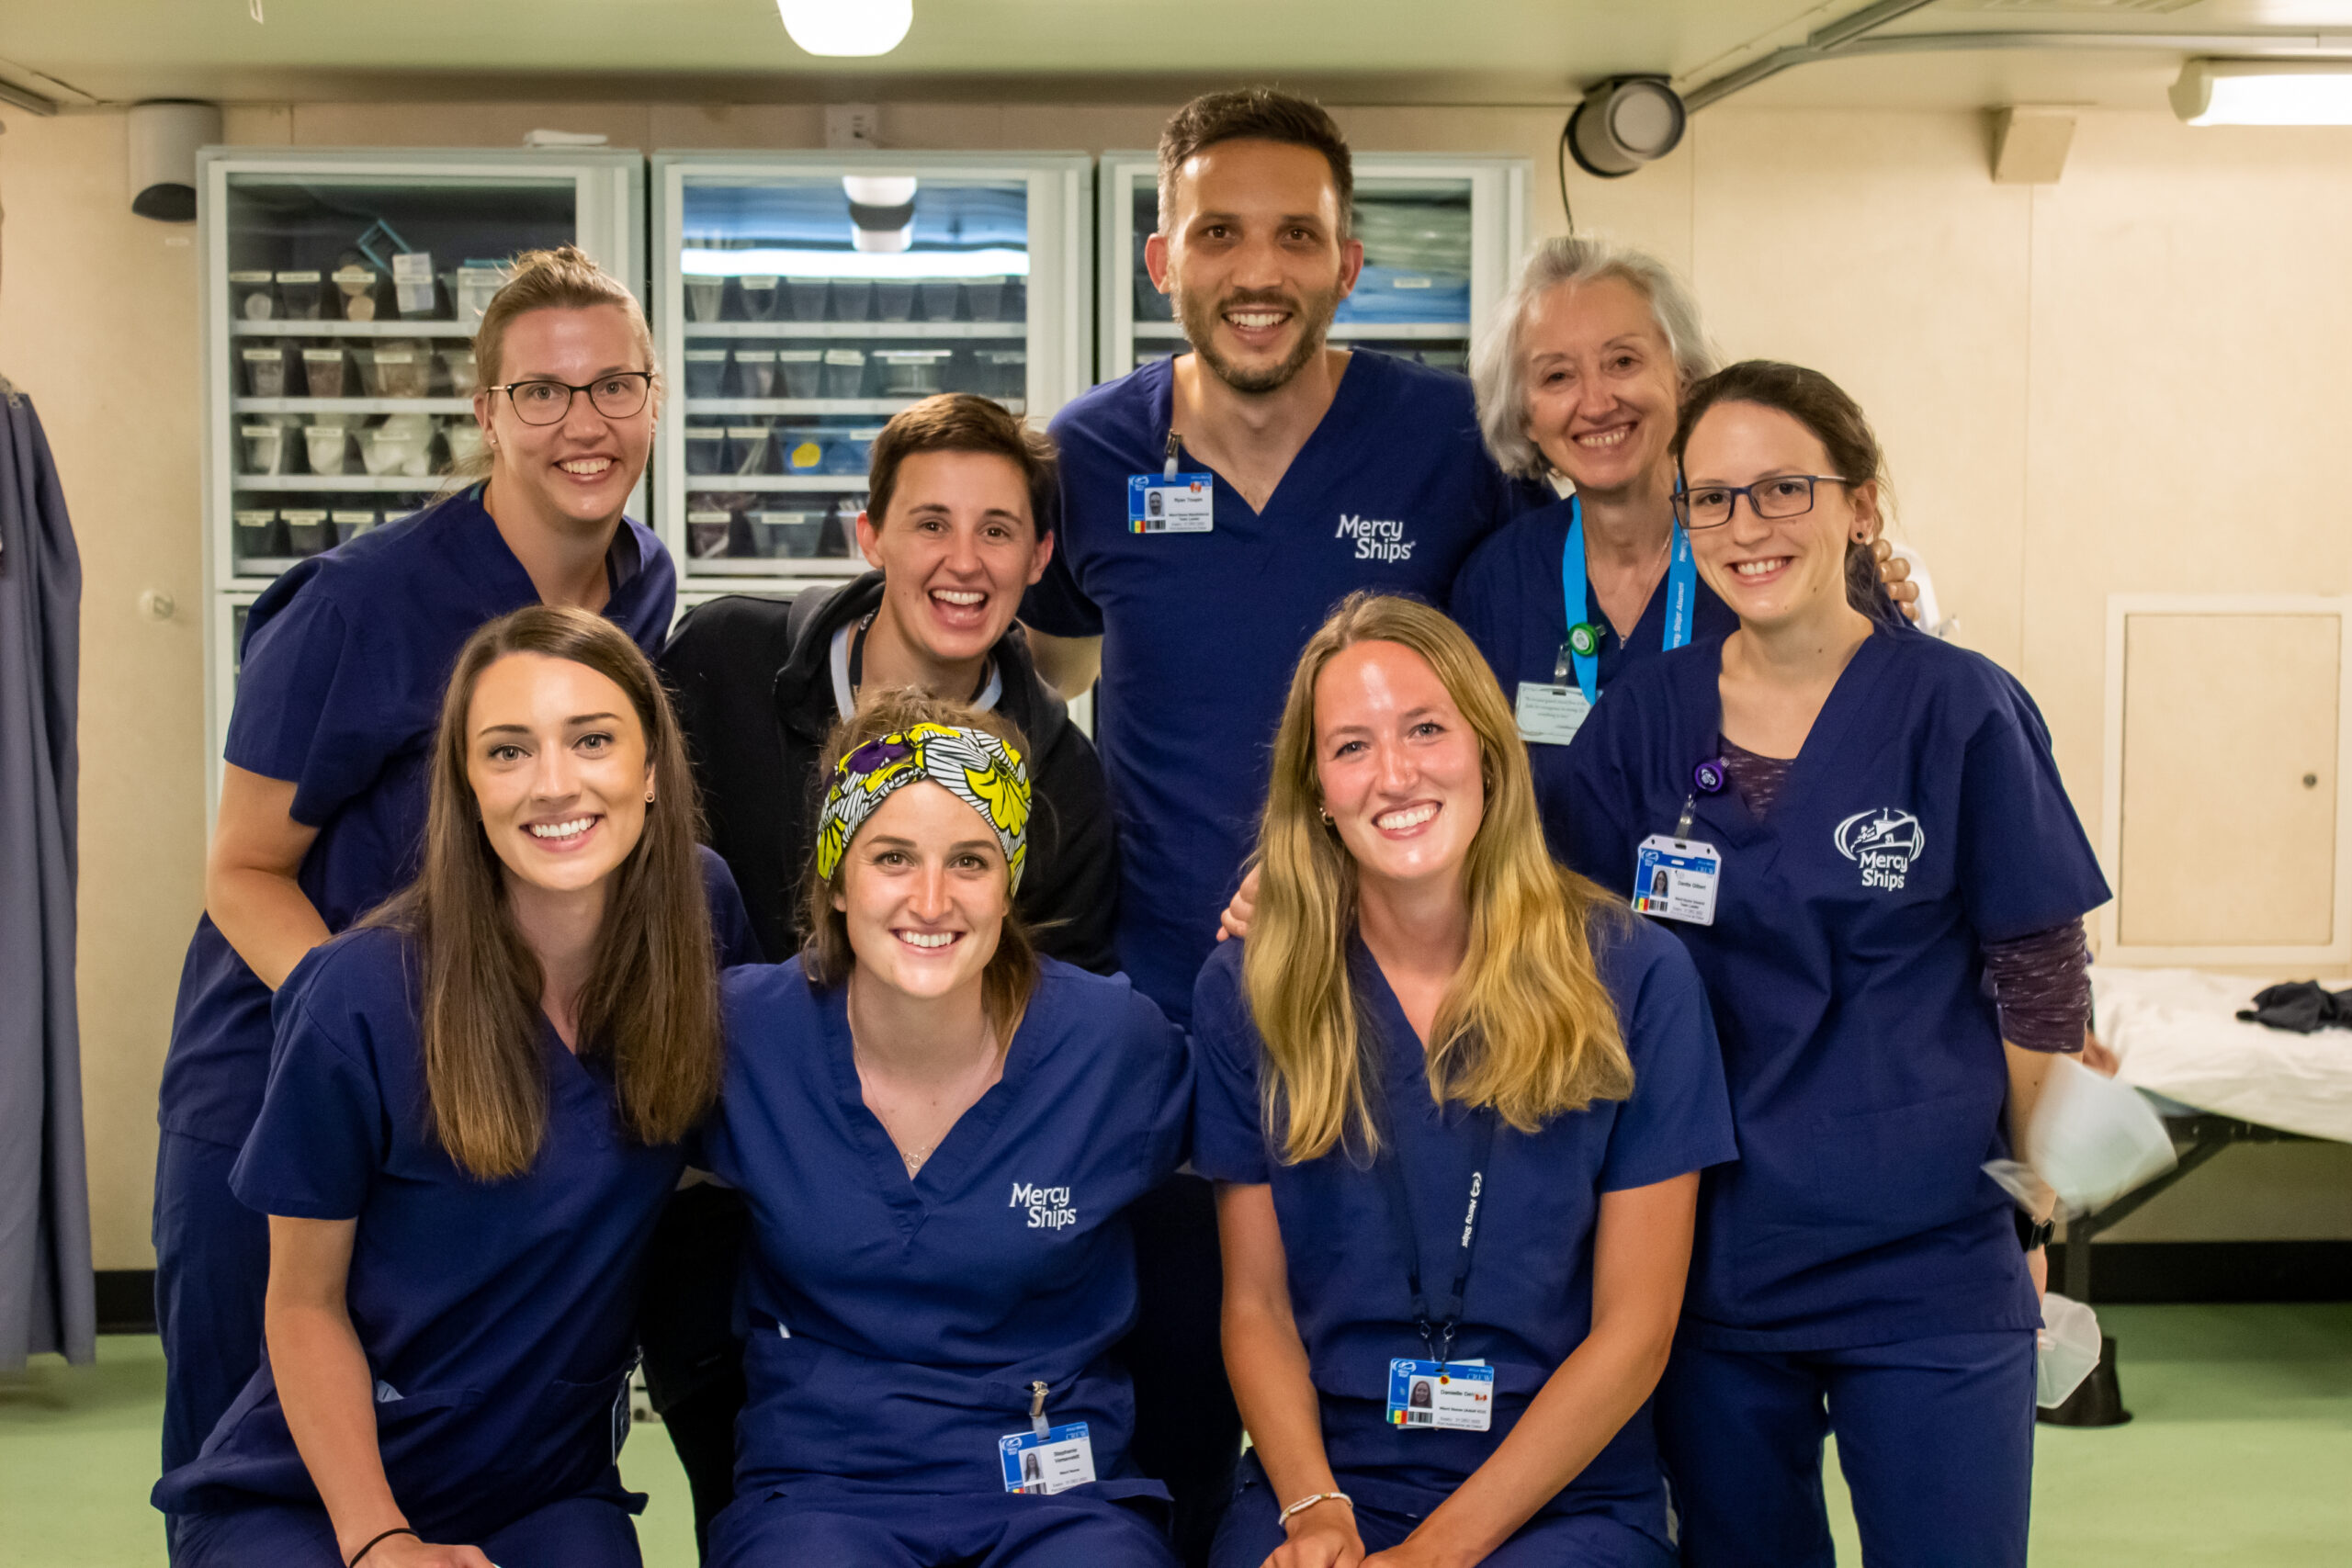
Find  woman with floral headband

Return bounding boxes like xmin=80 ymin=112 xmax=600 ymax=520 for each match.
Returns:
xmin=697 ymin=690 xmax=1193 ymax=1568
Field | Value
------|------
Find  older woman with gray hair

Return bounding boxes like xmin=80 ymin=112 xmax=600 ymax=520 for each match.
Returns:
xmin=1450 ymin=235 xmax=1915 ymax=833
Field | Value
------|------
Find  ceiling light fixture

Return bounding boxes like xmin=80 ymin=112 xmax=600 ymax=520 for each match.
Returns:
xmin=842 ymin=174 xmax=919 ymax=253
xmin=777 ymin=0 xmax=913 ymax=58
xmin=1566 ymin=76 xmax=1687 ymax=179
xmin=2171 ymin=59 xmax=2352 ymax=125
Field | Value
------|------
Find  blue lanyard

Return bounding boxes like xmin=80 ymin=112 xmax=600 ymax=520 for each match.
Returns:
xmin=1560 ymin=496 xmax=1697 ymax=705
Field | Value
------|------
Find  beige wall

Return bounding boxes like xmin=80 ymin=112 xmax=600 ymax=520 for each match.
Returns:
xmin=6 ymin=96 xmax=2349 ymax=1269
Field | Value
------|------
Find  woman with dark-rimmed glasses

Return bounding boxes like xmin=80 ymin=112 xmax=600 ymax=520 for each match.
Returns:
xmin=151 ymin=247 xmax=755 ymax=1539
xmin=1559 ymin=362 xmax=2107 ymax=1568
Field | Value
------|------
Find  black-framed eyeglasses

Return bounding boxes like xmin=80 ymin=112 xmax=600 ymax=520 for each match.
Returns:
xmin=489 ymin=372 xmax=654 ymax=426
xmin=1671 ymin=474 xmax=1851 ymax=530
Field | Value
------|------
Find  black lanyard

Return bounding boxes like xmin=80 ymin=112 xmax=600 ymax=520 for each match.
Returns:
xmin=1373 ymin=1110 xmax=1498 ymax=1365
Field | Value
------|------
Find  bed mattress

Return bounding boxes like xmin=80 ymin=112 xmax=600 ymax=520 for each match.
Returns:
xmin=2090 ymin=964 xmax=2352 ymax=1144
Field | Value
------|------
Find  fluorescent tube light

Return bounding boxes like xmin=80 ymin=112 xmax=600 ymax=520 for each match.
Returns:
xmin=2172 ymin=60 xmax=2352 ymax=126
xmin=777 ymin=0 xmax=912 ymax=58
xmin=680 ymin=247 xmax=1029 ymax=280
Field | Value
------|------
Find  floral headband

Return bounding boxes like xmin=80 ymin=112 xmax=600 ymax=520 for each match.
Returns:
xmin=814 ymin=722 xmax=1031 ymax=892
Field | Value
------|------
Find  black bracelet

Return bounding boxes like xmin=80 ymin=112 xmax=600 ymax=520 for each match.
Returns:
xmin=348 ymin=1526 xmax=418 ymax=1567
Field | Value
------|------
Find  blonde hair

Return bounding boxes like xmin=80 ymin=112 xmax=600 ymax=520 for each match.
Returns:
xmin=451 ymin=245 xmax=661 ymax=484
xmin=800 ymin=689 xmax=1039 ymax=1048
xmin=1243 ymin=593 xmax=1634 ymax=1164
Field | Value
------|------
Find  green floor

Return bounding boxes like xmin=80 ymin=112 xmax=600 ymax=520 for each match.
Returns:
xmin=4 ymin=1305 xmax=2346 ymax=1565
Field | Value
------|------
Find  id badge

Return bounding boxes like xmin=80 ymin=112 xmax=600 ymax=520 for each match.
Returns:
xmin=1634 ymin=834 xmax=1720 ymax=926
xmin=1128 ymin=472 xmax=1214 ymax=534
xmin=1385 ymin=1358 xmax=1494 ymax=1432
xmin=1000 ymin=1421 xmax=1098 ymax=1495
xmin=1513 ymin=682 xmax=1591 ymax=746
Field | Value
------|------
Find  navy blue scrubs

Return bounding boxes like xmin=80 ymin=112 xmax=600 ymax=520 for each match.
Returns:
xmin=153 ymin=489 xmax=673 ymax=1481
xmin=1189 ymin=924 xmax=1736 ymax=1568
xmin=699 ymin=956 xmax=1192 ymax=1568
xmin=1451 ymin=496 xmax=1737 ymax=836
xmin=152 ymin=872 xmax=741 ymax=1564
xmin=1026 ymin=352 xmax=1544 ymax=1027
xmin=1559 ymin=628 xmax=2110 ymax=1568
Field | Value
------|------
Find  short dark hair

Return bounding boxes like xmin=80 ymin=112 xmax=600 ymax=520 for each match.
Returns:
xmin=1158 ymin=87 xmax=1353 ymax=237
xmin=1673 ymin=360 xmax=1888 ymax=615
xmin=865 ymin=392 xmax=1058 ymax=538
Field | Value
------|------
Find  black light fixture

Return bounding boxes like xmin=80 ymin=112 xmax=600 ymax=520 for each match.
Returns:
xmin=1566 ymin=76 xmax=1687 ymax=179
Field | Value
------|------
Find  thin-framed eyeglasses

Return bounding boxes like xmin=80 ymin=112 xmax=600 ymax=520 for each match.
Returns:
xmin=1672 ymin=473 xmax=1852 ymax=530
xmin=488 ymin=371 xmax=655 ymax=426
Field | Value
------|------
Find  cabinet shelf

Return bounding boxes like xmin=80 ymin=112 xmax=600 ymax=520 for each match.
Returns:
xmin=682 ymin=475 xmax=867 ymax=492
xmin=230 ymin=320 xmax=481 ymax=338
xmin=232 ymin=474 xmax=448 ymax=492
xmin=234 ymin=398 xmax=473 ymax=415
xmin=1131 ymin=321 xmax=1469 ymax=341
xmin=680 ymin=398 xmax=1023 ymax=417
xmin=681 ymin=321 xmax=1025 ymax=340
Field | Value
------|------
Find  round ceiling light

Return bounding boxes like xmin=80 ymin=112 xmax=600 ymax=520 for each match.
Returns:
xmin=1566 ymin=76 xmax=1687 ymax=179
xmin=777 ymin=0 xmax=913 ymax=58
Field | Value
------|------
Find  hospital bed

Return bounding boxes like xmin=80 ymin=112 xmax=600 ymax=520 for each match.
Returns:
xmin=2065 ymin=965 xmax=2352 ymax=1303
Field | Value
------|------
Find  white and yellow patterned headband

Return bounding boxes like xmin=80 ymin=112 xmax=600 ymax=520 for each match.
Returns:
xmin=814 ymin=722 xmax=1031 ymax=892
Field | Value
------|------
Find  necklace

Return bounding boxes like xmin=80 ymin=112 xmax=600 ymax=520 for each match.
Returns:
xmin=848 ymin=1000 xmax=999 ymax=1182
xmin=899 ymin=1142 xmax=934 ymax=1177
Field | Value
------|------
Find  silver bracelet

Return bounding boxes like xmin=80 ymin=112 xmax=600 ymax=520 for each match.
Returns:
xmin=1277 ymin=1490 xmax=1354 ymax=1526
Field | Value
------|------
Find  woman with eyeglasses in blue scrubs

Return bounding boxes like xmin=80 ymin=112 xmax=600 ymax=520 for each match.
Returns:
xmin=1559 ymin=362 xmax=2109 ymax=1568
xmin=700 ymin=692 xmax=1192 ymax=1568
xmin=150 ymin=249 xmax=735 ymax=1525
xmin=156 ymin=607 xmax=739 ymax=1568
xmin=1193 ymin=593 xmax=1736 ymax=1568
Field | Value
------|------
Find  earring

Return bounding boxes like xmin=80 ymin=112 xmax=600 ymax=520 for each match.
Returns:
xmin=644 ymin=791 xmax=656 ymax=804
xmin=1318 ymin=807 xmax=1334 ymax=825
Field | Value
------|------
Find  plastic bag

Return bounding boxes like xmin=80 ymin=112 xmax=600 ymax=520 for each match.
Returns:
xmin=1986 ymin=1054 xmax=2177 ymax=1218
xmin=2036 ymin=1292 xmax=2102 ymax=1408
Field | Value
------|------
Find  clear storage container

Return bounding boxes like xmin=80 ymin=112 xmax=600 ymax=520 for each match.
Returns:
xmin=230 ymin=271 xmax=277 ymax=321
xmin=684 ymin=349 xmax=729 ymax=399
xmin=739 ymin=275 xmax=780 ymax=321
xmin=965 ymin=275 xmax=1009 ymax=321
xmin=300 ymin=347 xmax=348 ymax=399
xmin=232 ymin=508 xmax=279 ymax=558
xmin=874 ymin=279 xmax=916 ymax=321
xmin=330 ymin=510 xmax=377 ymax=546
xmin=684 ymin=275 xmax=725 ymax=324
xmin=728 ymin=425 xmax=772 ymax=476
xmin=281 ymin=509 xmax=331 ymax=556
xmin=333 ymin=265 xmax=379 ymax=321
xmin=785 ymin=277 xmax=828 ymax=321
xmin=241 ymin=423 xmax=288 ymax=475
xmin=436 ymin=347 xmax=477 ymax=396
xmin=454 ymin=264 xmax=510 ymax=324
xmin=750 ymin=509 xmax=825 ymax=558
xmin=918 ymin=279 xmax=961 ymax=321
xmin=684 ymin=427 xmax=726 ymax=475
xmin=242 ymin=345 xmax=291 ymax=399
xmin=876 ymin=349 xmax=951 ymax=396
xmin=304 ymin=423 xmax=352 ymax=476
xmin=831 ymin=279 xmax=873 ymax=323
xmin=734 ymin=349 xmax=778 ymax=400
xmin=822 ymin=349 xmax=866 ymax=399
xmin=276 ymin=270 xmax=324 ymax=321
xmin=686 ymin=507 xmax=733 ymax=559
xmin=778 ymin=349 xmax=823 ymax=399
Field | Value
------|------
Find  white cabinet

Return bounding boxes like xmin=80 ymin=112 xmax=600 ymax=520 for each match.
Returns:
xmin=1093 ymin=151 xmax=1529 ymax=384
xmin=2101 ymin=595 xmax=2351 ymax=966
xmin=197 ymin=146 xmax=646 ymax=813
xmin=650 ymin=152 xmax=1091 ymax=589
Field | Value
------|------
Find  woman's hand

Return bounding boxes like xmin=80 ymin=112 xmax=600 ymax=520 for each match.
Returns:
xmin=1871 ymin=539 xmax=1922 ymax=622
xmin=1217 ymin=864 xmax=1262 ymax=943
xmin=366 ymin=1534 xmax=496 ymax=1568
xmin=1265 ymin=1506 xmax=1366 ymax=1568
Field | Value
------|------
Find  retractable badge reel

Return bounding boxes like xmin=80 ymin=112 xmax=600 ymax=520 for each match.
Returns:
xmin=998 ymin=1379 xmax=1097 ymax=1495
xmin=1128 ymin=429 xmax=1214 ymax=535
xmin=1633 ymin=766 xmax=1724 ymax=926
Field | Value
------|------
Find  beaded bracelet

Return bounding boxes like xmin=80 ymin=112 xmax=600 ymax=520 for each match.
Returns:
xmin=1278 ymin=1490 xmax=1355 ymax=1526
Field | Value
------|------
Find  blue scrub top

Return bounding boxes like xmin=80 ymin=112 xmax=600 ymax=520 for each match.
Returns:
xmin=703 ymin=956 xmax=1193 ymax=1502
xmin=152 ymin=850 xmax=749 ymax=1540
xmin=159 ymin=489 xmax=674 ymax=1149
xmin=1189 ymin=922 xmax=1736 ymax=1538
xmin=1023 ymin=352 xmax=1546 ymax=1024
xmin=1558 ymin=629 xmax=2110 ymax=1351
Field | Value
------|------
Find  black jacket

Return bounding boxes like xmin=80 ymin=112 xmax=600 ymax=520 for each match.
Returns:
xmin=659 ymin=573 xmax=1120 ymax=973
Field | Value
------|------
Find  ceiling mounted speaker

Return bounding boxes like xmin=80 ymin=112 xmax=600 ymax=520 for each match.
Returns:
xmin=1566 ymin=77 xmax=1686 ymax=179
xmin=128 ymin=100 xmax=222 ymax=222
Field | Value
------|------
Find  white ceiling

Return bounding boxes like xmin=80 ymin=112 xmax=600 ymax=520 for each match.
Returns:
xmin=5 ymin=0 xmax=2352 ymax=112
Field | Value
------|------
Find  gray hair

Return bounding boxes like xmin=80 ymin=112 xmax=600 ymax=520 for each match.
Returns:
xmin=1471 ymin=235 xmax=1717 ymax=481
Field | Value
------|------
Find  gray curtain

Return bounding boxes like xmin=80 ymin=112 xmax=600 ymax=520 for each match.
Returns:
xmin=0 ymin=373 xmax=92 ymax=1369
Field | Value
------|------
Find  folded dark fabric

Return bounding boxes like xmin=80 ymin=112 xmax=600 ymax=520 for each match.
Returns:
xmin=2236 ymin=981 xmax=2352 ymax=1033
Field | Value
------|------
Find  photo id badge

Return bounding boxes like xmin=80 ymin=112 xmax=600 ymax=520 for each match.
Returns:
xmin=1634 ymin=835 xmax=1720 ymax=926
xmin=999 ymin=1421 xmax=1098 ymax=1495
xmin=1385 ymin=1358 xmax=1495 ymax=1432
xmin=1513 ymin=682 xmax=1592 ymax=747
xmin=1128 ymin=472 xmax=1214 ymax=534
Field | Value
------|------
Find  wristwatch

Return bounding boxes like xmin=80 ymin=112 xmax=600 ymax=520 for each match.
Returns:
xmin=2017 ymin=1213 xmax=2056 ymax=1251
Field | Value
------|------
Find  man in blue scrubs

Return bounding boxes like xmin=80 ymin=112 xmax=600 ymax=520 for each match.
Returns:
xmin=1021 ymin=90 xmax=1543 ymax=1558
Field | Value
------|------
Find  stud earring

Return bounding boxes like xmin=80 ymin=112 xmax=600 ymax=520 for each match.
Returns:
xmin=644 ymin=791 xmax=656 ymax=804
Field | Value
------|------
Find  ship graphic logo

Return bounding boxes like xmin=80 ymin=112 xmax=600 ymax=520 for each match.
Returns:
xmin=1834 ymin=807 xmax=1925 ymax=891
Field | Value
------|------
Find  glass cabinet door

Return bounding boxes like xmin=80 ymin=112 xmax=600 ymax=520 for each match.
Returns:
xmin=202 ymin=151 xmax=642 ymax=590
xmin=1098 ymin=152 xmax=1526 ymax=386
xmin=653 ymin=152 xmax=1090 ymax=583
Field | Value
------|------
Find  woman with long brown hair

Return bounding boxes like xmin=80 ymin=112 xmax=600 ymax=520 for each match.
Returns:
xmin=1192 ymin=592 xmax=1733 ymax=1568
xmin=155 ymin=606 xmax=746 ymax=1568
xmin=696 ymin=689 xmax=1190 ymax=1568
xmin=153 ymin=243 xmax=674 ymax=1506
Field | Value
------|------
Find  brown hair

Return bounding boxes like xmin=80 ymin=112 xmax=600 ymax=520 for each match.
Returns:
xmin=799 ymin=689 xmax=1039 ymax=1046
xmin=865 ymin=393 xmax=1058 ymax=539
xmin=450 ymin=245 xmax=662 ymax=484
xmin=1673 ymin=359 xmax=1887 ymax=615
xmin=368 ymin=605 xmax=721 ymax=1179
xmin=1158 ymin=87 xmax=1354 ymax=237
xmin=1245 ymin=593 xmax=1633 ymax=1164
